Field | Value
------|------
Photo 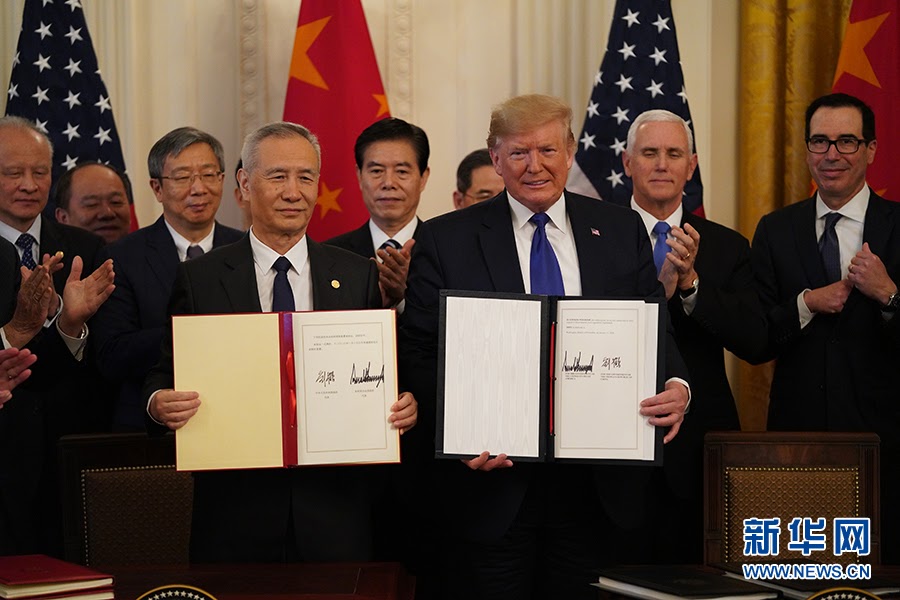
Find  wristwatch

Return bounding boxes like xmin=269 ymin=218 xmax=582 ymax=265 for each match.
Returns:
xmin=884 ymin=290 xmax=900 ymax=313
xmin=679 ymin=277 xmax=700 ymax=299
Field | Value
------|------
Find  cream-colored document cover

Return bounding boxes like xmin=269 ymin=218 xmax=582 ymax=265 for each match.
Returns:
xmin=173 ymin=310 xmax=399 ymax=471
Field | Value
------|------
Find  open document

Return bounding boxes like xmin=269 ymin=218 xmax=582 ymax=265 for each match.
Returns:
xmin=172 ymin=309 xmax=399 ymax=471
xmin=437 ymin=291 xmax=663 ymax=465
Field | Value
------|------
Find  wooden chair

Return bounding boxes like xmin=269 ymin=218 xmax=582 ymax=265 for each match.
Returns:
xmin=58 ymin=433 xmax=193 ymax=567
xmin=704 ymin=431 xmax=880 ymax=566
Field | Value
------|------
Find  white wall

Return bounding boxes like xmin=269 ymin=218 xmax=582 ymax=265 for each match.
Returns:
xmin=1 ymin=0 xmax=739 ymax=231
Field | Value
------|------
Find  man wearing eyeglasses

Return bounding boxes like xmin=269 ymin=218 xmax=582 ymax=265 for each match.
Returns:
xmin=751 ymin=92 xmax=900 ymax=562
xmin=452 ymin=148 xmax=505 ymax=210
xmin=92 ymin=127 xmax=243 ymax=431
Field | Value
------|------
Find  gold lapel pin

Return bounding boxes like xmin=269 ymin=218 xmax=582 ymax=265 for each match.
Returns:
xmin=331 ymin=279 xmax=340 ymax=289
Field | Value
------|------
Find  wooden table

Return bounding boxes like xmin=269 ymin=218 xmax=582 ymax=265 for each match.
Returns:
xmin=112 ymin=563 xmax=414 ymax=600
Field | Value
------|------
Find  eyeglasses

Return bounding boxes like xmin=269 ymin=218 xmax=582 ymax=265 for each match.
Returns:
xmin=158 ymin=171 xmax=224 ymax=188
xmin=464 ymin=191 xmax=497 ymax=202
xmin=806 ymin=137 xmax=869 ymax=154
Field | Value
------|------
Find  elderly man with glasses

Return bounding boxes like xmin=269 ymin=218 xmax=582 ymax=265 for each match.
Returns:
xmin=92 ymin=127 xmax=243 ymax=431
xmin=750 ymin=92 xmax=900 ymax=562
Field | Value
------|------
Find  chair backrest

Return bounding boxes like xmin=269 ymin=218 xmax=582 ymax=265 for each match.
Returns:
xmin=704 ymin=431 xmax=880 ymax=566
xmin=59 ymin=433 xmax=192 ymax=567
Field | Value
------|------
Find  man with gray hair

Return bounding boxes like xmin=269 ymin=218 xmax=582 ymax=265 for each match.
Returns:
xmin=622 ymin=109 xmax=766 ymax=563
xmin=0 ymin=115 xmax=115 ymax=555
xmin=143 ymin=121 xmax=417 ymax=563
xmin=92 ymin=127 xmax=243 ymax=431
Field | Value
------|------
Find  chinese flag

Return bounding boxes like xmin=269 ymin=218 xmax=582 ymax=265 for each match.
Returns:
xmin=283 ymin=0 xmax=390 ymax=241
xmin=832 ymin=0 xmax=899 ymax=200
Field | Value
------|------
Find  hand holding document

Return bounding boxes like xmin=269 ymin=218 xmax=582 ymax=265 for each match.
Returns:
xmin=438 ymin=291 xmax=665 ymax=465
xmin=171 ymin=309 xmax=403 ymax=471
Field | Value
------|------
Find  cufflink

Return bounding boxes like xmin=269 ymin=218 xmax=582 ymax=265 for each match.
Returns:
xmin=331 ymin=279 xmax=340 ymax=289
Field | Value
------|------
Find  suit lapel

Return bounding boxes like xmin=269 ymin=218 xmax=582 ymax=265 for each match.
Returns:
xmin=567 ymin=193 xmax=609 ymax=296
xmin=39 ymin=219 xmax=70 ymax=291
xmin=861 ymin=192 xmax=892 ymax=259
xmin=792 ymin=198 xmax=828 ymax=288
xmin=219 ymin=236 xmax=262 ymax=312
xmin=145 ymin=217 xmax=180 ymax=291
xmin=308 ymin=237 xmax=345 ymax=309
xmin=478 ymin=197 xmax=525 ymax=293
xmin=841 ymin=192 xmax=895 ymax=318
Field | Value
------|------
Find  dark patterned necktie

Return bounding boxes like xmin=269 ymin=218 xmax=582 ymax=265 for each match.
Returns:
xmin=819 ymin=212 xmax=843 ymax=284
xmin=272 ymin=256 xmax=295 ymax=312
xmin=379 ymin=239 xmax=402 ymax=251
xmin=186 ymin=245 xmax=204 ymax=260
xmin=529 ymin=213 xmax=564 ymax=295
xmin=15 ymin=233 xmax=37 ymax=269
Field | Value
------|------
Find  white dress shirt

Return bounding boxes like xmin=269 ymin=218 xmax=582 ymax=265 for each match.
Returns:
xmin=164 ymin=220 xmax=217 ymax=262
xmin=506 ymin=192 xmax=582 ymax=296
xmin=249 ymin=227 xmax=313 ymax=312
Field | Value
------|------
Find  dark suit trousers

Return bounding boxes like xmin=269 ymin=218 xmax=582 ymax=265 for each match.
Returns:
xmin=441 ymin=464 xmax=606 ymax=600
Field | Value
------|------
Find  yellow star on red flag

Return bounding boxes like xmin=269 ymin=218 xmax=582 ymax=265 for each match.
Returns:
xmin=833 ymin=11 xmax=890 ymax=88
xmin=372 ymin=94 xmax=390 ymax=118
xmin=316 ymin=180 xmax=343 ymax=219
xmin=289 ymin=16 xmax=331 ymax=90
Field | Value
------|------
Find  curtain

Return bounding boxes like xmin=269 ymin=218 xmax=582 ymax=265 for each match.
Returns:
xmin=736 ymin=0 xmax=851 ymax=431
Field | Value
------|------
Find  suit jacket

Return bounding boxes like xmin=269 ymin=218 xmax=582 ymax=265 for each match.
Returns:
xmin=325 ymin=218 xmax=421 ymax=259
xmin=142 ymin=235 xmax=382 ymax=562
xmin=0 ymin=219 xmax=104 ymax=555
xmin=0 ymin=238 xmax=17 ymax=329
xmin=645 ymin=213 xmax=768 ymax=563
xmin=751 ymin=191 xmax=900 ymax=434
xmin=92 ymin=216 xmax=243 ymax=430
xmin=399 ymin=191 xmax=689 ymax=543
xmin=663 ymin=214 xmax=767 ymax=488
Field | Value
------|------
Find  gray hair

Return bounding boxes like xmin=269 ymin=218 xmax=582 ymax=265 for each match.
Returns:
xmin=0 ymin=115 xmax=54 ymax=158
xmin=626 ymin=109 xmax=694 ymax=154
xmin=147 ymin=127 xmax=225 ymax=178
xmin=241 ymin=121 xmax=321 ymax=174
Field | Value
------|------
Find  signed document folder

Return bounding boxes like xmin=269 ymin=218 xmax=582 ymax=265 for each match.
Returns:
xmin=437 ymin=291 xmax=664 ymax=464
xmin=173 ymin=309 xmax=399 ymax=471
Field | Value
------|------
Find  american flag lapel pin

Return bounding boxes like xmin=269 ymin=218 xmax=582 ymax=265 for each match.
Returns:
xmin=590 ymin=227 xmax=600 ymax=237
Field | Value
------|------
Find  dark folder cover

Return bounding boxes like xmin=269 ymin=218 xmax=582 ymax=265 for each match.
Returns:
xmin=436 ymin=290 xmax=665 ymax=466
xmin=596 ymin=565 xmax=779 ymax=600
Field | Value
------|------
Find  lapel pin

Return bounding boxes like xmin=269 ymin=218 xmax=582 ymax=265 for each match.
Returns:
xmin=331 ymin=279 xmax=340 ymax=289
xmin=590 ymin=228 xmax=601 ymax=236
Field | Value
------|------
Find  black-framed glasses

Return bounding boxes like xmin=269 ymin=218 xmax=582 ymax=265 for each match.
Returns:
xmin=806 ymin=137 xmax=869 ymax=154
xmin=158 ymin=170 xmax=224 ymax=188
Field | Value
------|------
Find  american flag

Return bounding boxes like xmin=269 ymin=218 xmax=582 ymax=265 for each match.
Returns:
xmin=5 ymin=0 xmax=131 ymax=221
xmin=567 ymin=0 xmax=704 ymax=216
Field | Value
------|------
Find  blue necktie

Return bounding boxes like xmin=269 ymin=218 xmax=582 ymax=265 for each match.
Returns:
xmin=652 ymin=221 xmax=671 ymax=274
xmin=529 ymin=213 xmax=565 ymax=296
xmin=272 ymin=256 xmax=295 ymax=312
xmin=15 ymin=233 xmax=37 ymax=270
xmin=819 ymin=212 xmax=843 ymax=284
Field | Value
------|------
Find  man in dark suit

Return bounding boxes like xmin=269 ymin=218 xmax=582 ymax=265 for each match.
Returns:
xmin=0 ymin=116 xmax=115 ymax=555
xmin=0 ymin=238 xmax=37 ymax=407
xmin=326 ymin=118 xmax=430 ymax=308
xmin=92 ymin=128 xmax=243 ymax=431
xmin=622 ymin=109 xmax=768 ymax=563
xmin=400 ymin=94 xmax=690 ymax=599
xmin=143 ymin=121 xmax=417 ymax=563
xmin=751 ymin=93 xmax=900 ymax=562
